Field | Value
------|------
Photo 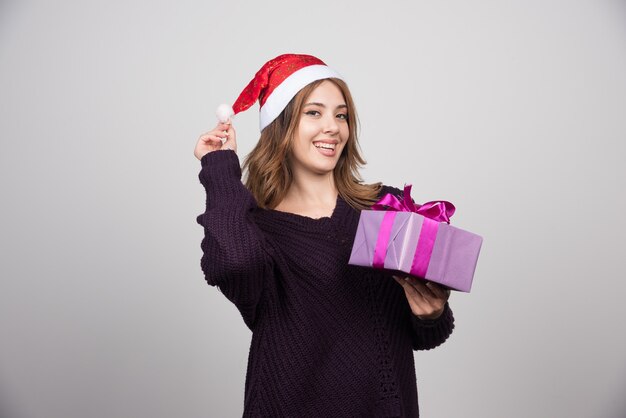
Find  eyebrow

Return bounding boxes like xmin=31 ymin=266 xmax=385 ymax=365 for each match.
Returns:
xmin=304 ymin=102 xmax=348 ymax=109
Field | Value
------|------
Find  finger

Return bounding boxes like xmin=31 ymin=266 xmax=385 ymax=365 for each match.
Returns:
xmin=226 ymin=123 xmax=236 ymax=141
xmin=200 ymin=130 xmax=225 ymax=140
xmin=409 ymin=278 xmax=438 ymax=301
xmin=402 ymin=280 xmax=435 ymax=316
xmin=222 ymin=124 xmax=237 ymax=149
xmin=202 ymin=126 xmax=230 ymax=142
xmin=393 ymin=275 xmax=415 ymax=291
xmin=396 ymin=276 xmax=428 ymax=302
xmin=394 ymin=275 xmax=427 ymax=293
xmin=394 ymin=275 xmax=445 ymax=318
xmin=216 ymin=121 xmax=232 ymax=131
xmin=203 ymin=135 xmax=225 ymax=145
xmin=425 ymin=282 xmax=450 ymax=300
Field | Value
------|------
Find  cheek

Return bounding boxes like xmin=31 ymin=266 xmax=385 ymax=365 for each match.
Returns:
xmin=340 ymin=124 xmax=350 ymax=139
xmin=297 ymin=122 xmax=317 ymax=141
xmin=291 ymin=136 xmax=311 ymax=159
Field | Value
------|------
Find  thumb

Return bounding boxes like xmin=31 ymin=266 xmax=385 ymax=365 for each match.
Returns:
xmin=221 ymin=123 xmax=237 ymax=151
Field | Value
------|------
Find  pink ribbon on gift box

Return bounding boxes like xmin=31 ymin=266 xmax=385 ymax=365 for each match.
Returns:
xmin=371 ymin=185 xmax=455 ymax=278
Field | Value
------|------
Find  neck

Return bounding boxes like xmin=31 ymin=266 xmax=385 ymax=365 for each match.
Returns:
xmin=272 ymin=169 xmax=340 ymax=218
xmin=285 ymin=171 xmax=337 ymax=207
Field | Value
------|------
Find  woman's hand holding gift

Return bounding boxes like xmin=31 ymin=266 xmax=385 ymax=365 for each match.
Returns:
xmin=393 ymin=276 xmax=451 ymax=320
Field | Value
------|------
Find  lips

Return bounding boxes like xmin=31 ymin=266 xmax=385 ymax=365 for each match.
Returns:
xmin=313 ymin=140 xmax=338 ymax=157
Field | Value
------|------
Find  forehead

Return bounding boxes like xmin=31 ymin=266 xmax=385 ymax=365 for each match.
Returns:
xmin=305 ymin=80 xmax=346 ymax=104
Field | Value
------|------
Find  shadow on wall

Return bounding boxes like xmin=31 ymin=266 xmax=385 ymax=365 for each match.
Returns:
xmin=606 ymin=375 xmax=626 ymax=418
xmin=611 ymin=404 xmax=626 ymax=418
xmin=0 ymin=385 xmax=24 ymax=418
xmin=0 ymin=0 xmax=20 ymax=37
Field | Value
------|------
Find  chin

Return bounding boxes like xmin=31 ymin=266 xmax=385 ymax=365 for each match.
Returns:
xmin=309 ymin=161 xmax=338 ymax=175
xmin=315 ymin=161 xmax=337 ymax=174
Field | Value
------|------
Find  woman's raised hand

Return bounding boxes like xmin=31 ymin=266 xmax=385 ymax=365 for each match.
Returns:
xmin=194 ymin=121 xmax=237 ymax=160
xmin=393 ymin=275 xmax=451 ymax=320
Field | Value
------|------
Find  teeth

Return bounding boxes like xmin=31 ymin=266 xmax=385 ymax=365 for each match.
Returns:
xmin=314 ymin=143 xmax=335 ymax=150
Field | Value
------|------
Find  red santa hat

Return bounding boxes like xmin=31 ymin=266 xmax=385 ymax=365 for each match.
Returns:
xmin=216 ymin=53 xmax=343 ymax=131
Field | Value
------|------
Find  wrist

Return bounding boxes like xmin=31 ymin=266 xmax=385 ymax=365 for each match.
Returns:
xmin=416 ymin=310 xmax=443 ymax=321
xmin=414 ymin=303 xmax=448 ymax=321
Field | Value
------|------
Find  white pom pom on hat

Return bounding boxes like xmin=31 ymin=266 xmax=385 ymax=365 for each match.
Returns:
xmin=216 ymin=103 xmax=234 ymax=123
xmin=215 ymin=53 xmax=343 ymax=131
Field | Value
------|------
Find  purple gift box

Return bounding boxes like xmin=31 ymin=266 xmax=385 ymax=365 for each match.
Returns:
xmin=348 ymin=186 xmax=483 ymax=292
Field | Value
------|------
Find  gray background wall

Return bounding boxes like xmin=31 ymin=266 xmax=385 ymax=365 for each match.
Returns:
xmin=1 ymin=1 xmax=625 ymax=417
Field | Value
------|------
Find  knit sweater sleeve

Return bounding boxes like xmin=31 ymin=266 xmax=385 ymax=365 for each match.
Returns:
xmin=196 ymin=150 xmax=272 ymax=330
xmin=408 ymin=302 xmax=455 ymax=350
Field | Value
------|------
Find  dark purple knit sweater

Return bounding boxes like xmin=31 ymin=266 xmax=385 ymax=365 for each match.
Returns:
xmin=196 ymin=150 xmax=454 ymax=417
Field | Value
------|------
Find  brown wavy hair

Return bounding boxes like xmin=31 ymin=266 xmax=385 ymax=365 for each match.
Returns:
xmin=242 ymin=78 xmax=382 ymax=211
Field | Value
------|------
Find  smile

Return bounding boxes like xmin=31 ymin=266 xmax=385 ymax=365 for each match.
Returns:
xmin=313 ymin=140 xmax=338 ymax=150
xmin=314 ymin=143 xmax=336 ymax=150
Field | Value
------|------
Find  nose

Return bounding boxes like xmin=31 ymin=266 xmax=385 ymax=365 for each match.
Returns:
xmin=322 ymin=114 xmax=340 ymax=135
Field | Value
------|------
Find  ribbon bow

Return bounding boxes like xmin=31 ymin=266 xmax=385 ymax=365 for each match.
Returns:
xmin=371 ymin=185 xmax=455 ymax=224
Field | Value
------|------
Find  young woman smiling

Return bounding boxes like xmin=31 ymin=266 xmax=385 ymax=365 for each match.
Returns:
xmin=194 ymin=54 xmax=453 ymax=417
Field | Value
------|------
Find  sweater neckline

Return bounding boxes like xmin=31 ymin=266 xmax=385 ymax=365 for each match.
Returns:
xmin=257 ymin=194 xmax=347 ymax=230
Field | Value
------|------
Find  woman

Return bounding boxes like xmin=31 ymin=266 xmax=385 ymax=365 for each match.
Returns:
xmin=194 ymin=54 xmax=453 ymax=417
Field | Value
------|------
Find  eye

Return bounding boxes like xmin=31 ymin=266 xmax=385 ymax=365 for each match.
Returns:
xmin=304 ymin=110 xmax=321 ymax=116
xmin=337 ymin=113 xmax=348 ymax=120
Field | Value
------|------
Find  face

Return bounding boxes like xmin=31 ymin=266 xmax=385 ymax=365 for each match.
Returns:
xmin=289 ymin=80 xmax=350 ymax=179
